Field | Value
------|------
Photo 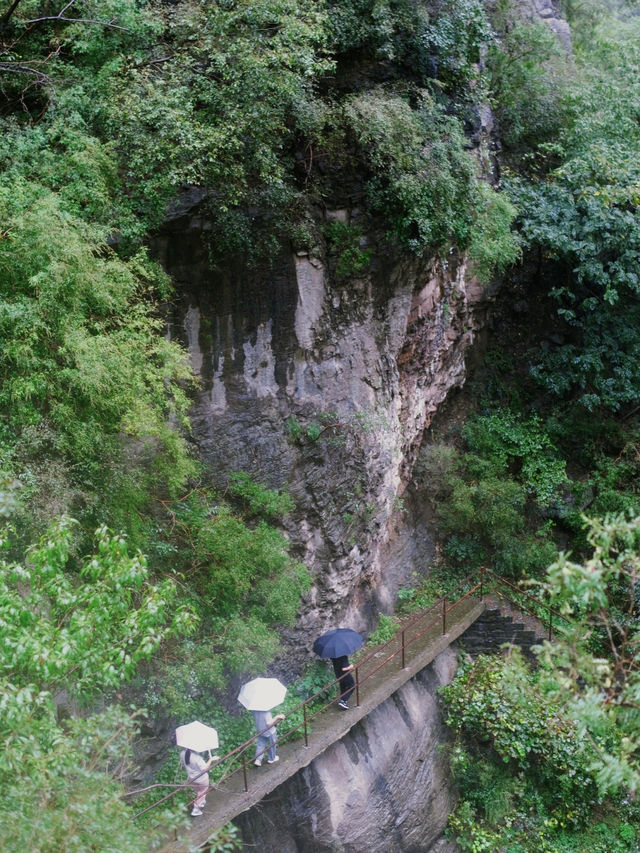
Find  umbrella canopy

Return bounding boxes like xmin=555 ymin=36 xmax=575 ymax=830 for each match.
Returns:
xmin=237 ymin=677 xmax=287 ymax=711
xmin=175 ymin=720 xmax=219 ymax=752
xmin=313 ymin=628 xmax=363 ymax=659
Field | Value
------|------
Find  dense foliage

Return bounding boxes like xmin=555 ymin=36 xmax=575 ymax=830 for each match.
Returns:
xmin=417 ymin=12 xmax=640 ymax=834
xmin=138 ymin=486 xmax=310 ymax=720
xmin=505 ymin=17 xmax=640 ymax=412
xmin=2 ymin=0 xmax=640 ymax=850
xmin=0 ymin=162 xmax=196 ymax=536
xmin=442 ymin=515 xmax=640 ymax=852
xmin=0 ymin=519 xmax=196 ymax=852
xmin=417 ymin=409 xmax=565 ymax=579
xmin=487 ymin=0 xmax=571 ymax=152
xmin=538 ymin=514 xmax=640 ymax=794
xmin=0 ymin=475 xmax=307 ymax=850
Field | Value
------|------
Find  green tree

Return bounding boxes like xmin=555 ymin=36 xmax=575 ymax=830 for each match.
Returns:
xmin=0 ymin=517 xmax=197 ymax=852
xmin=140 ymin=485 xmax=311 ymax=717
xmin=423 ymin=0 xmax=495 ymax=91
xmin=89 ymin=0 xmax=332 ymax=244
xmin=442 ymin=513 xmax=640 ymax=851
xmin=443 ymin=652 xmax=600 ymax=825
xmin=537 ymin=513 xmax=640 ymax=795
xmin=507 ymin=18 xmax=640 ymax=411
xmin=338 ymin=88 xmax=483 ymax=252
xmin=0 ymin=124 xmax=196 ymax=534
xmin=326 ymin=0 xmax=431 ymax=70
xmin=418 ymin=409 xmax=565 ymax=579
xmin=487 ymin=0 xmax=571 ymax=153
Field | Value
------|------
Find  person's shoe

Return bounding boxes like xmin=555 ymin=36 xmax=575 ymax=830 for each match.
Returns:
xmin=190 ymin=808 xmax=203 ymax=817
xmin=338 ymin=700 xmax=349 ymax=710
xmin=267 ymin=756 xmax=279 ymax=764
xmin=253 ymin=759 xmax=262 ymax=767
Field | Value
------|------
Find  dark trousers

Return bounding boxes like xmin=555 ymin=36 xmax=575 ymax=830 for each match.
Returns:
xmin=339 ymin=672 xmax=355 ymax=703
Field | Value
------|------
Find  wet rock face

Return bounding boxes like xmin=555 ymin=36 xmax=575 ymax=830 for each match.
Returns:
xmin=234 ymin=646 xmax=460 ymax=853
xmin=517 ymin=0 xmax=572 ymax=50
xmin=530 ymin=0 xmax=572 ymax=50
xmin=155 ymin=218 xmax=493 ymax=651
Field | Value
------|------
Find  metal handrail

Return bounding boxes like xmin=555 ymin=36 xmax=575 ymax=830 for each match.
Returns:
xmin=129 ymin=566 xmax=568 ymax=822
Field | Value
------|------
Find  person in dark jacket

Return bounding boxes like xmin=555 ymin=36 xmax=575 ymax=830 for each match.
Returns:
xmin=331 ymin=655 xmax=355 ymax=709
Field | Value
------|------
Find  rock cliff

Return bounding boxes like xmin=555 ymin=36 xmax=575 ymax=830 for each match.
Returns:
xmin=155 ymin=217 xmax=494 ymax=658
xmin=151 ymin=0 xmax=570 ymax=671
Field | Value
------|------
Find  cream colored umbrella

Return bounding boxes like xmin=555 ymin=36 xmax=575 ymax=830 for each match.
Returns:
xmin=237 ymin=677 xmax=287 ymax=711
xmin=175 ymin=720 xmax=219 ymax=756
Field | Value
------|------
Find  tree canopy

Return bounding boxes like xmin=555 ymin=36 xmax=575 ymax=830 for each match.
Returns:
xmin=0 ymin=518 xmax=196 ymax=852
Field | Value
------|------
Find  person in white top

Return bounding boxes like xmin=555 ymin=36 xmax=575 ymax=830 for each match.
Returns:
xmin=180 ymin=749 xmax=217 ymax=816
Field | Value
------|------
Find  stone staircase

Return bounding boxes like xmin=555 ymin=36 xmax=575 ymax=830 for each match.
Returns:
xmin=460 ymin=597 xmax=546 ymax=662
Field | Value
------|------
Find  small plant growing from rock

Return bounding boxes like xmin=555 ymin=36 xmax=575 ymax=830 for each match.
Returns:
xmin=323 ymin=221 xmax=371 ymax=277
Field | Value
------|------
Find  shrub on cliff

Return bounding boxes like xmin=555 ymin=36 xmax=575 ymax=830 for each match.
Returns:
xmin=487 ymin=0 xmax=572 ymax=154
xmin=442 ymin=513 xmax=640 ymax=850
xmin=418 ymin=410 xmax=565 ymax=579
xmin=138 ymin=484 xmax=310 ymax=717
xmin=507 ymin=17 xmax=640 ymax=412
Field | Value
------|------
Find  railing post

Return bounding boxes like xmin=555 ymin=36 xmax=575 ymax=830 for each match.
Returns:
xmin=355 ymin=665 xmax=360 ymax=707
xmin=303 ymin=701 xmax=309 ymax=748
xmin=480 ymin=566 xmax=484 ymax=600
xmin=442 ymin=597 xmax=447 ymax=635
xmin=548 ymin=609 xmax=552 ymax=641
xmin=401 ymin=629 xmax=406 ymax=669
xmin=242 ymin=754 xmax=249 ymax=793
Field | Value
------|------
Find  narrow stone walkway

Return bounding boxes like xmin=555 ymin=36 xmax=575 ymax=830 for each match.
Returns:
xmin=155 ymin=595 xmax=485 ymax=852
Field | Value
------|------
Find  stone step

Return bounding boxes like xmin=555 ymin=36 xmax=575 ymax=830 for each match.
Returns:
xmin=460 ymin=607 xmax=546 ymax=660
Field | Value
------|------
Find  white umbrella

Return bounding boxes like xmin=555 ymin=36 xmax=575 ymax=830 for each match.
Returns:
xmin=175 ymin=720 xmax=219 ymax=753
xmin=237 ymin=677 xmax=287 ymax=711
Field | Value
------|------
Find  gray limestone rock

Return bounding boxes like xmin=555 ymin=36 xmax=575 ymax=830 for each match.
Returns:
xmin=156 ymin=222 xmax=494 ymax=665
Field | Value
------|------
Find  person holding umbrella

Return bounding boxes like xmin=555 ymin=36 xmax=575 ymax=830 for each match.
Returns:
xmin=237 ymin=677 xmax=287 ymax=767
xmin=175 ymin=721 xmax=220 ymax=817
xmin=332 ymin=656 xmax=356 ymax=710
xmin=251 ymin=708 xmax=285 ymax=766
xmin=313 ymin=628 xmax=363 ymax=711
xmin=180 ymin=749 xmax=216 ymax=816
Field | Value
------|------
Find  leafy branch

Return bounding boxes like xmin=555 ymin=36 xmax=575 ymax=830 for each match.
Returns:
xmin=25 ymin=2 xmax=130 ymax=32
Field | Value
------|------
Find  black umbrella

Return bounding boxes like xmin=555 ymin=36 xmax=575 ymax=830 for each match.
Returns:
xmin=313 ymin=628 xmax=363 ymax=658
